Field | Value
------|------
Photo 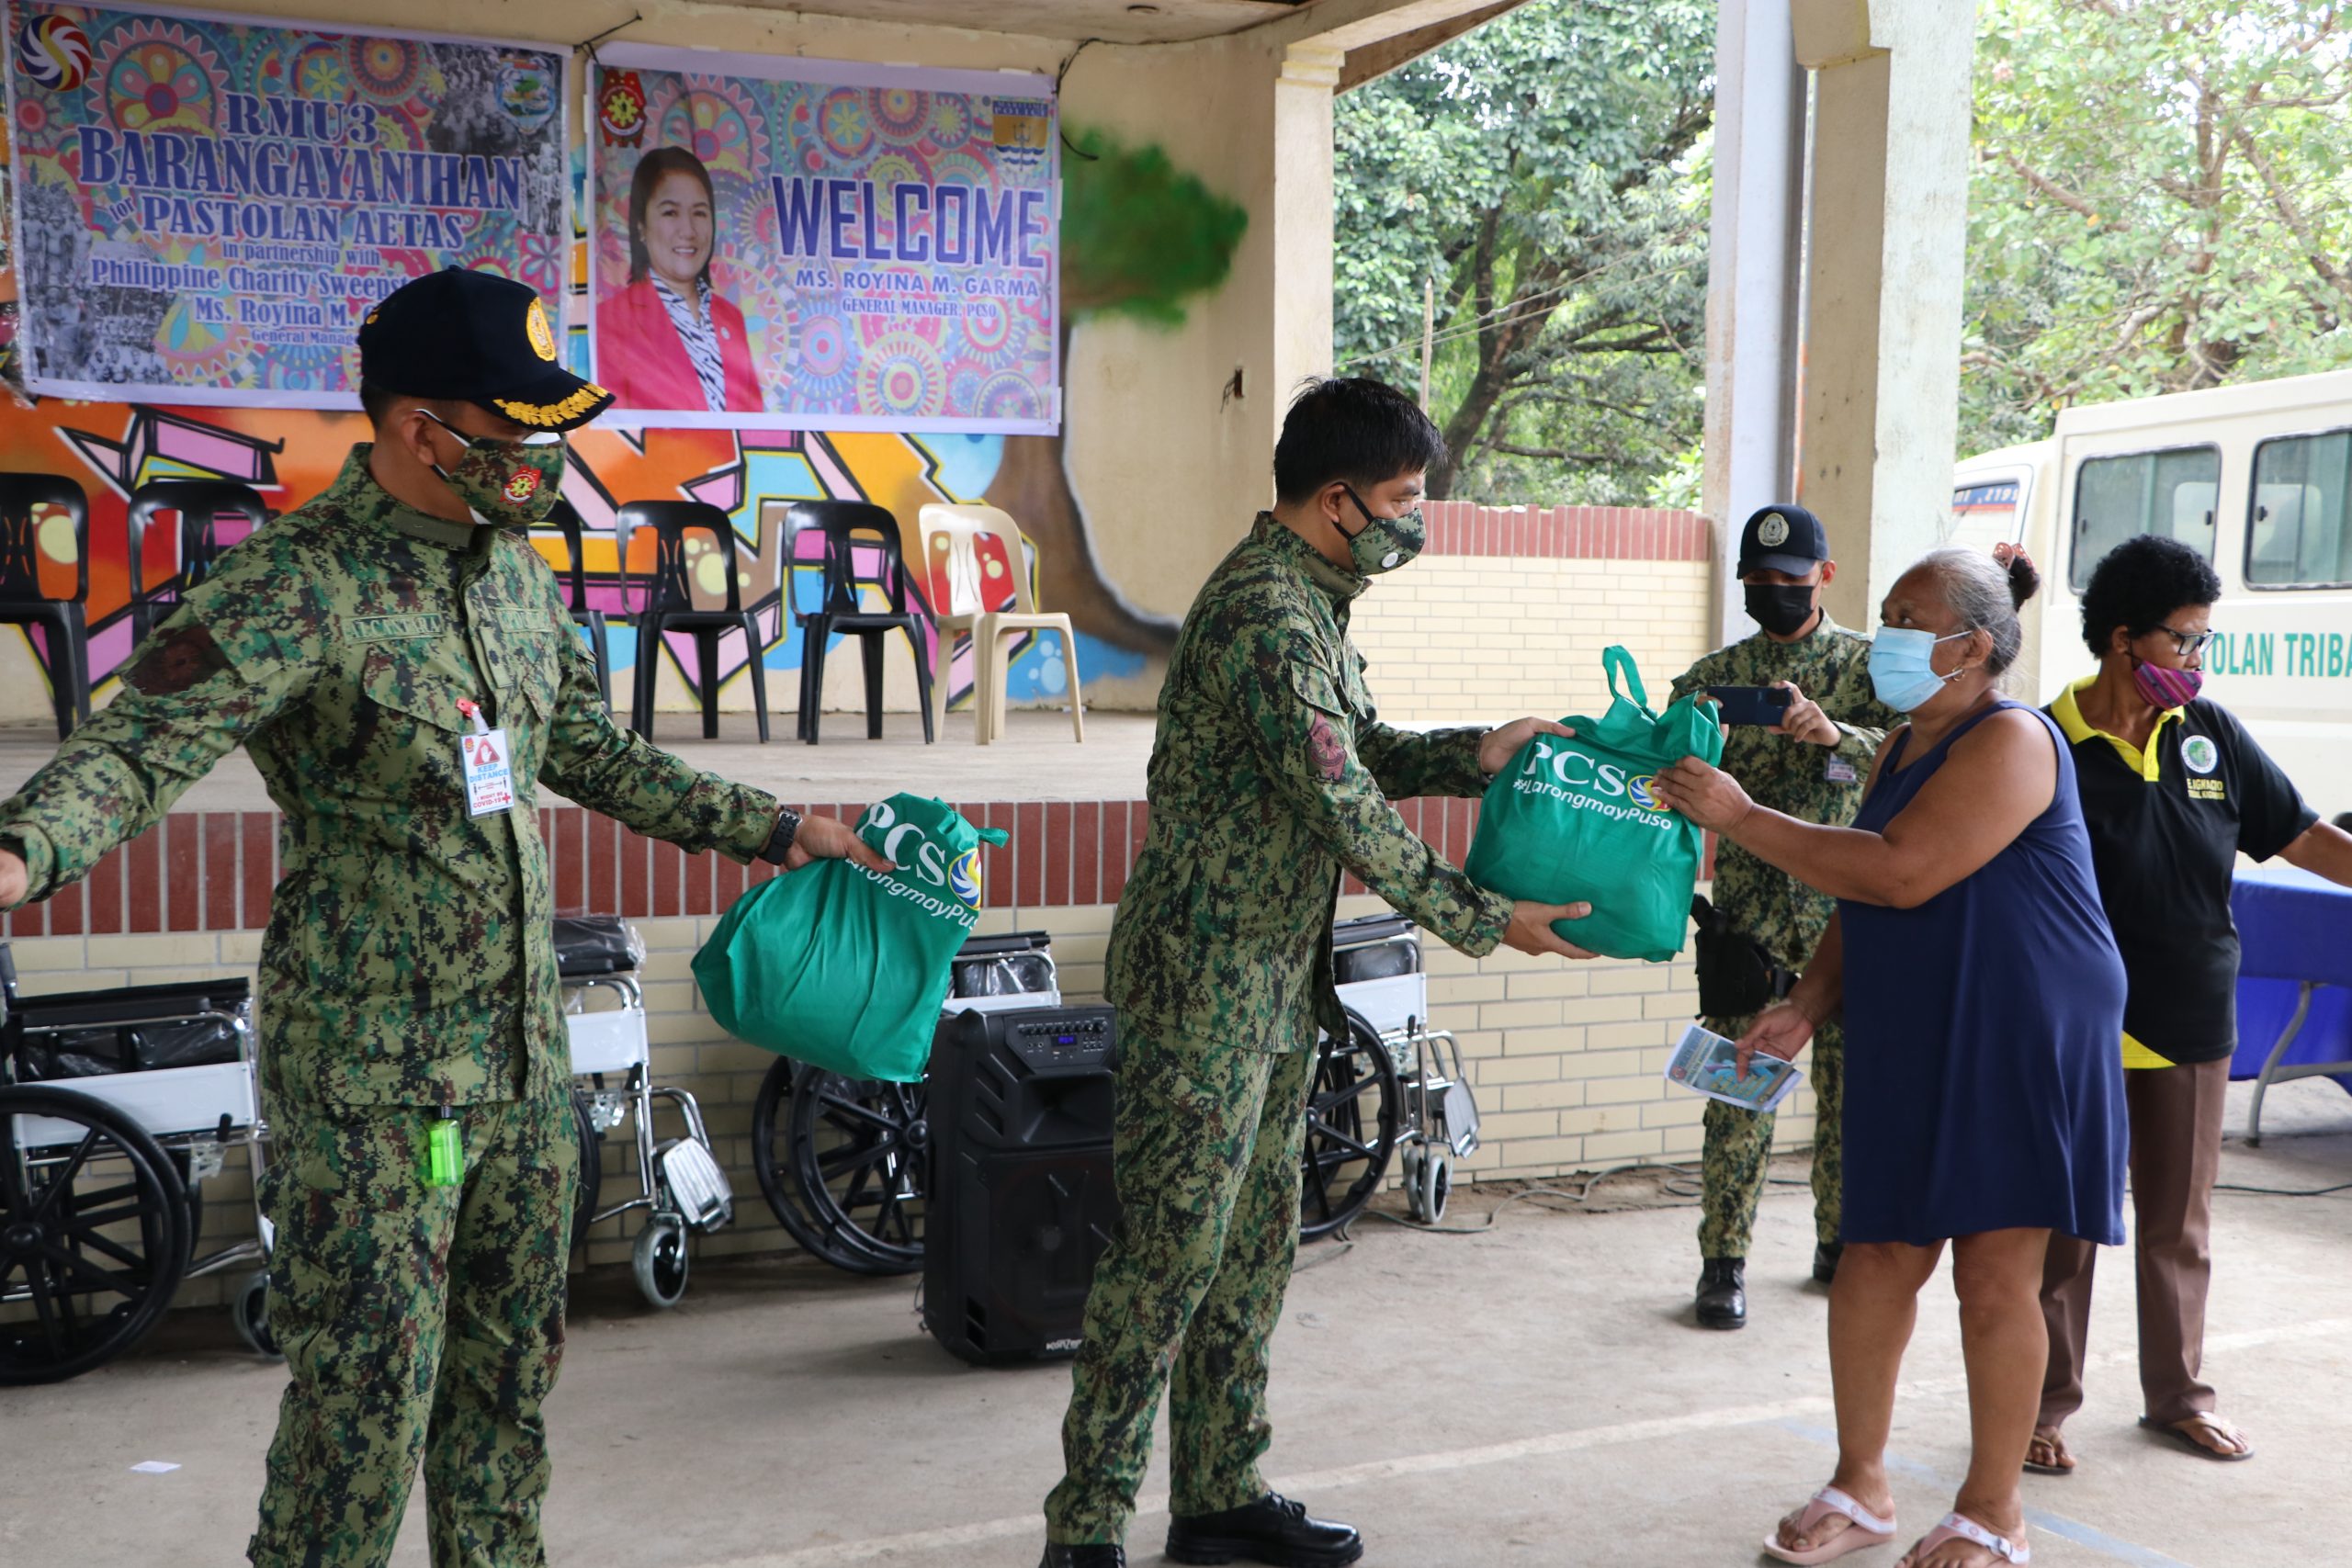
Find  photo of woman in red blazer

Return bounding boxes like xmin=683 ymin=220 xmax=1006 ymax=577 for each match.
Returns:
xmin=598 ymin=146 xmax=765 ymax=413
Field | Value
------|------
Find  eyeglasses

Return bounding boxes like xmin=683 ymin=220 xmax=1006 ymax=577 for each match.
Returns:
xmin=416 ymin=408 xmax=563 ymax=451
xmin=2152 ymin=624 xmax=2214 ymax=658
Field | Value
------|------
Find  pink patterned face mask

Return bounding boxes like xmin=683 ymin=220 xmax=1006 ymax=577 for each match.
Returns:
xmin=2132 ymin=658 xmax=2202 ymax=710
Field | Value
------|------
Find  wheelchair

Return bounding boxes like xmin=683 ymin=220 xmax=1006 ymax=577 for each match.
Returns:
xmin=0 ymin=945 xmax=277 ymax=1385
xmin=748 ymin=930 xmax=1060 ymax=1276
xmin=558 ymin=916 xmax=733 ymax=1309
xmin=744 ymin=915 xmax=1474 ymax=1273
xmin=1299 ymin=912 xmax=1479 ymax=1236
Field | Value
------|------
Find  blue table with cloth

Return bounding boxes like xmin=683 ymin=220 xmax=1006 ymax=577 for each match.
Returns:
xmin=2229 ymin=862 xmax=2352 ymax=1143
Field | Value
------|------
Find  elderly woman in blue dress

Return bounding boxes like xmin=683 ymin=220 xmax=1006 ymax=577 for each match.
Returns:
xmin=1652 ymin=547 xmax=2128 ymax=1568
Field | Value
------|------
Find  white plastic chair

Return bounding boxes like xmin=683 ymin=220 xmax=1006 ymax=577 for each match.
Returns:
xmin=917 ymin=503 xmax=1084 ymax=744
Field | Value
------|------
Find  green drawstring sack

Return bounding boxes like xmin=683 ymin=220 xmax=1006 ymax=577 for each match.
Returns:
xmin=694 ymin=795 xmax=1009 ymax=1082
xmin=1464 ymin=646 xmax=1725 ymax=962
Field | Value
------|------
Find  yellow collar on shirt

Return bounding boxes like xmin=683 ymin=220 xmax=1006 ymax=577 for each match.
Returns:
xmin=2051 ymin=675 xmax=2181 ymax=784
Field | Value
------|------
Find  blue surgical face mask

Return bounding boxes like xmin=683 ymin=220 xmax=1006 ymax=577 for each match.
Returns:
xmin=1869 ymin=625 xmax=1976 ymax=713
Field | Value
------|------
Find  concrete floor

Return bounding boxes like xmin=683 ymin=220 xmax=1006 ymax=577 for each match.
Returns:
xmin=0 ymin=708 xmax=1159 ymax=813
xmin=6 ymin=1079 xmax=2348 ymax=1568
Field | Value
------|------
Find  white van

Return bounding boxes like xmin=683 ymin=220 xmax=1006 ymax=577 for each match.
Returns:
xmin=1951 ymin=368 xmax=2352 ymax=813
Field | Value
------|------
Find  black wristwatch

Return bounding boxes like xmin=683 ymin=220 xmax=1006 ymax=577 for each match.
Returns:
xmin=757 ymin=807 xmax=802 ymax=866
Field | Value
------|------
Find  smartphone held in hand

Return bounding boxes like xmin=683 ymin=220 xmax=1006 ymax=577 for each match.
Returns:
xmin=1703 ymin=685 xmax=1795 ymax=728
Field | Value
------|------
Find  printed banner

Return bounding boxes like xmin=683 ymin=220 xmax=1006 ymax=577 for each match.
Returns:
xmin=590 ymin=46 xmax=1058 ymax=434
xmin=2 ymin=1 xmax=568 ymax=405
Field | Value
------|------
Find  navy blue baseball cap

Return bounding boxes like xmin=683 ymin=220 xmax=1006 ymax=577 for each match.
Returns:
xmin=356 ymin=265 xmax=613 ymax=433
xmin=1737 ymin=503 xmax=1830 ymax=576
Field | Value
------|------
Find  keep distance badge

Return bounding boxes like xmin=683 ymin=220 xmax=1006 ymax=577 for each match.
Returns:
xmin=456 ymin=699 xmax=514 ymax=818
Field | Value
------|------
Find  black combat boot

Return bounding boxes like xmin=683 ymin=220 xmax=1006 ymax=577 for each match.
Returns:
xmin=1814 ymin=1240 xmax=1845 ymax=1285
xmin=1166 ymin=1493 xmax=1364 ymax=1566
xmin=1038 ymin=1546 xmax=1125 ymax=1567
xmin=1696 ymin=1257 xmax=1747 ymax=1329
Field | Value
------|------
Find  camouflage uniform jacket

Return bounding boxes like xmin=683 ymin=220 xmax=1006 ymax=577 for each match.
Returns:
xmin=1107 ymin=514 xmax=1512 ymax=1053
xmin=0 ymin=448 xmax=781 ymax=1108
xmin=1668 ymin=615 xmax=1899 ymax=970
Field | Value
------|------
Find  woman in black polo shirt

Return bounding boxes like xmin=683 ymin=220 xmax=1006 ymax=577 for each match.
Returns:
xmin=2030 ymin=536 xmax=2352 ymax=1474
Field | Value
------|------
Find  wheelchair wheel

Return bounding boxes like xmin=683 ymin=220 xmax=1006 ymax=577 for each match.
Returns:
xmin=1299 ymin=1012 xmax=1400 ymax=1242
xmin=1418 ymin=1146 xmax=1453 ymax=1224
xmin=0 ymin=1086 xmax=191 ymax=1385
xmin=167 ymin=1146 xmax=205 ymax=1256
xmin=231 ymin=1269 xmax=280 ymax=1359
xmin=631 ymin=1218 xmax=689 ymax=1309
xmin=752 ymin=1057 xmax=902 ymax=1275
xmin=568 ymin=1092 xmax=603 ymax=1251
xmin=787 ymin=1065 xmax=927 ymax=1275
xmin=751 ymin=1058 xmax=853 ymax=1259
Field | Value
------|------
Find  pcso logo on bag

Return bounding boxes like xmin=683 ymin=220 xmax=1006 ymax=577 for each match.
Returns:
xmin=948 ymin=848 xmax=982 ymax=909
xmin=1513 ymin=742 xmax=1676 ymax=830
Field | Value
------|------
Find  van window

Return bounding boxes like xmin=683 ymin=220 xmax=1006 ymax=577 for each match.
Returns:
xmin=1951 ymin=477 xmax=2027 ymax=554
xmin=2247 ymin=430 xmax=2352 ymax=589
xmin=2069 ymin=446 xmax=2220 ymax=590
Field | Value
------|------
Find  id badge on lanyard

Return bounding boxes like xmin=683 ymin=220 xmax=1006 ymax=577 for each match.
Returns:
xmin=455 ymin=699 xmax=514 ymax=818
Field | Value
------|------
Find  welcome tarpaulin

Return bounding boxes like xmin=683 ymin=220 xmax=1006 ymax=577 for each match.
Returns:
xmin=589 ymin=45 xmax=1059 ymax=434
xmin=1 ymin=0 xmax=568 ymax=406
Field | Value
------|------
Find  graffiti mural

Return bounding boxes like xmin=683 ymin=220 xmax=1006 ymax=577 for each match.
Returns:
xmin=0 ymin=395 xmax=1146 ymax=728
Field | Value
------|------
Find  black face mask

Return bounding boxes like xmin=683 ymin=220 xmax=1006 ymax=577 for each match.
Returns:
xmin=1745 ymin=582 xmax=1818 ymax=637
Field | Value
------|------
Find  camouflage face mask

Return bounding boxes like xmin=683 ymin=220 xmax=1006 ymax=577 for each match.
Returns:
xmin=419 ymin=408 xmax=566 ymax=529
xmin=1336 ymin=482 xmax=1425 ymax=576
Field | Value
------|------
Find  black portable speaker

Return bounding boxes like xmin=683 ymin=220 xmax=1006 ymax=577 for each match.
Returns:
xmin=922 ymin=1003 xmax=1119 ymax=1364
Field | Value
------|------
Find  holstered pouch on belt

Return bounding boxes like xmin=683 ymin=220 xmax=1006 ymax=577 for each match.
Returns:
xmin=1690 ymin=895 xmax=1786 ymax=1019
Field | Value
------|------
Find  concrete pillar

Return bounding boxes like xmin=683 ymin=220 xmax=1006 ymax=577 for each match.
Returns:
xmin=1700 ymin=0 xmax=1809 ymax=644
xmin=1793 ymin=0 xmax=1979 ymax=630
xmin=1272 ymin=42 xmax=1345 ymax=446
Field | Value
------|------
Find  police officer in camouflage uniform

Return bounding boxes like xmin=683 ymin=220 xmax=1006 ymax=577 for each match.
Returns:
xmin=0 ymin=266 xmax=887 ymax=1568
xmin=1668 ymin=503 xmax=1899 ymax=1330
xmin=1039 ymin=378 xmax=1593 ymax=1568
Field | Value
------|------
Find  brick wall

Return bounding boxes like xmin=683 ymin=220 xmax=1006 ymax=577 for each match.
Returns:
xmin=1351 ymin=502 xmax=1716 ymax=724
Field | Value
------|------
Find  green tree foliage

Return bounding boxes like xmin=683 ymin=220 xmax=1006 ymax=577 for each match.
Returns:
xmin=1333 ymin=0 xmax=1716 ymax=503
xmin=1963 ymin=0 xmax=2352 ymax=456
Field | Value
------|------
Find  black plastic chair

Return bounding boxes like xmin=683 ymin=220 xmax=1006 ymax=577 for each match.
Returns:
xmin=545 ymin=500 xmax=613 ymax=712
xmin=787 ymin=501 xmax=933 ymax=745
xmin=0 ymin=474 xmax=92 ymax=739
xmin=126 ymin=479 xmax=267 ymax=643
xmin=619 ymin=501 xmax=769 ymax=743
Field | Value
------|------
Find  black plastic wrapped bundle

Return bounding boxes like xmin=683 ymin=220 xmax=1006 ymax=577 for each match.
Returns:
xmin=6 ymin=976 xmax=251 ymax=1080
xmin=553 ymin=915 xmax=645 ymax=977
xmin=951 ymin=930 xmax=1057 ymax=998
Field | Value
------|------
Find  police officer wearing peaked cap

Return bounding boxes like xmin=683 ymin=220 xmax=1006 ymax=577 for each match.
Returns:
xmin=0 ymin=265 xmax=888 ymax=1568
xmin=1668 ymin=503 xmax=1901 ymax=1331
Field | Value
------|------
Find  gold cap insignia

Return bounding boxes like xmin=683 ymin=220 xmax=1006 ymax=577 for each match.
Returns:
xmin=492 ymin=382 xmax=612 ymax=428
xmin=526 ymin=299 xmax=558 ymax=363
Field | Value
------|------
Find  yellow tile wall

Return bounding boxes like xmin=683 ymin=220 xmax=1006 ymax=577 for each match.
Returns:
xmin=1347 ymin=555 xmax=1718 ymax=722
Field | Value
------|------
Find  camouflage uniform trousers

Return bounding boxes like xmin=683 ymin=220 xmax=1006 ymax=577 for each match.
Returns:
xmin=248 ymin=1074 xmax=578 ymax=1568
xmin=1043 ymin=1027 xmax=1317 ymax=1545
xmin=1697 ymin=1014 xmax=1844 ymax=1260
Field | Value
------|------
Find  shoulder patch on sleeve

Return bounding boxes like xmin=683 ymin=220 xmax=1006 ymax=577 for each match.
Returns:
xmin=123 ymin=624 xmax=232 ymax=696
xmin=1306 ymin=711 xmax=1349 ymax=782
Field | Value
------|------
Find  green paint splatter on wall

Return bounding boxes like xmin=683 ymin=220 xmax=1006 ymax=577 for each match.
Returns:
xmin=1061 ymin=128 xmax=1249 ymax=325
